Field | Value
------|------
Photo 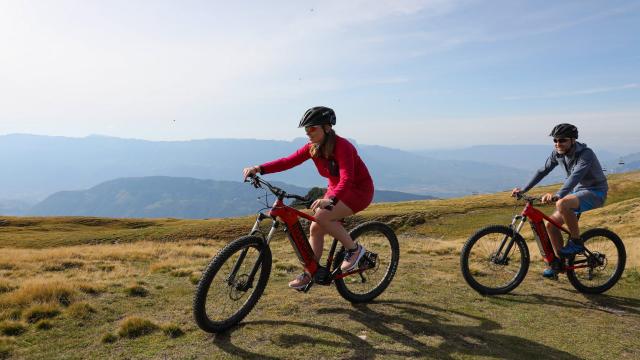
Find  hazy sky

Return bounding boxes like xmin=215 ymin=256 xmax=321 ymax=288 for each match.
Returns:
xmin=1 ymin=0 xmax=639 ymax=153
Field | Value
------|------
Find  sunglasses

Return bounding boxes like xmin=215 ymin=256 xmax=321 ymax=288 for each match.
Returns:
xmin=553 ymin=138 xmax=570 ymax=144
xmin=305 ymin=125 xmax=321 ymax=132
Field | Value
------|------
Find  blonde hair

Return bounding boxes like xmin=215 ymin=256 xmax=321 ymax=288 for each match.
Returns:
xmin=310 ymin=126 xmax=336 ymax=159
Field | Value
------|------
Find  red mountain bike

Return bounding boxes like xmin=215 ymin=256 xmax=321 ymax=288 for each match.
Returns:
xmin=193 ymin=175 xmax=399 ymax=333
xmin=460 ymin=193 xmax=626 ymax=295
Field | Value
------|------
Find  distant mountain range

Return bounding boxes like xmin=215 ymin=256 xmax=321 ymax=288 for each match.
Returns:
xmin=1 ymin=134 xmax=637 ymax=216
xmin=0 ymin=134 xmax=531 ymax=201
xmin=27 ymin=176 xmax=435 ymax=219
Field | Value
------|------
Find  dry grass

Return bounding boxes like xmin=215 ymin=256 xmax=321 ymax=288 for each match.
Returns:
xmin=160 ymin=322 xmax=184 ymax=338
xmin=0 ymin=280 xmax=75 ymax=308
xmin=22 ymin=304 xmax=61 ymax=323
xmin=0 ymin=337 xmax=14 ymax=359
xmin=0 ymin=282 xmax=16 ymax=295
xmin=66 ymin=302 xmax=96 ymax=319
xmin=124 ymin=284 xmax=149 ymax=297
xmin=0 ymin=321 xmax=26 ymax=336
xmin=117 ymin=316 xmax=158 ymax=338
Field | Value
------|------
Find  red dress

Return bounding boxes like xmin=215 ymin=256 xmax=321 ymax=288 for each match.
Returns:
xmin=259 ymin=135 xmax=374 ymax=213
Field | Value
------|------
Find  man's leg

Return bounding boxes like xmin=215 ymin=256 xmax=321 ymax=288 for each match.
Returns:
xmin=555 ymin=195 xmax=581 ymax=239
xmin=545 ymin=211 xmax=565 ymax=256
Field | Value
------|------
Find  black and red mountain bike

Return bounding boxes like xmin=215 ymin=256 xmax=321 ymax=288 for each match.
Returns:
xmin=193 ymin=175 xmax=399 ymax=333
xmin=460 ymin=193 xmax=625 ymax=295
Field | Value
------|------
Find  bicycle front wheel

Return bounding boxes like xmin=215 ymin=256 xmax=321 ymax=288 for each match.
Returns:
xmin=460 ymin=225 xmax=530 ymax=295
xmin=334 ymin=221 xmax=400 ymax=303
xmin=193 ymin=236 xmax=272 ymax=333
xmin=567 ymin=228 xmax=626 ymax=294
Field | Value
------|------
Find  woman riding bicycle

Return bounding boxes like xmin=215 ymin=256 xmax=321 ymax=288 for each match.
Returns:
xmin=242 ymin=106 xmax=374 ymax=290
xmin=511 ymin=123 xmax=608 ymax=278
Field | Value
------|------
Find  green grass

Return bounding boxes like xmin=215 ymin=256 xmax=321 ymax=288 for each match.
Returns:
xmin=0 ymin=171 xmax=637 ymax=359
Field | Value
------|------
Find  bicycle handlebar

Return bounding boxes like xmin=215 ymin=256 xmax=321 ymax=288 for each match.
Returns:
xmin=514 ymin=192 xmax=540 ymax=203
xmin=245 ymin=174 xmax=312 ymax=206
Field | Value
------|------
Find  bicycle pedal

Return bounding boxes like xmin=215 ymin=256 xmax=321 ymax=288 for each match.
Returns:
xmin=301 ymin=281 xmax=314 ymax=293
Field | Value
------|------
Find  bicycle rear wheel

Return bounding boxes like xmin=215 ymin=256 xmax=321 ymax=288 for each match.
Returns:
xmin=193 ymin=236 xmax=272 ymax=333
xmin=334 ymin=221 xmax=399 ymax=303
xmin=460 ymin=225 xmax=530 ymax=295
xmin=566 ymin=228 xmax=626 ymax=294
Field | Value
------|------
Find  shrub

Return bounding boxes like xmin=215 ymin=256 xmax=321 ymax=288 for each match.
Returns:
xmin=117 ymin=317 xmax=158 ymax=338
xmin=0 ymin=321 xmax=27 ymax=336
xmin=23 ymin=304 xmax=61 ymax=323
xmin=161 ymin=323 xmax=184 ymax=338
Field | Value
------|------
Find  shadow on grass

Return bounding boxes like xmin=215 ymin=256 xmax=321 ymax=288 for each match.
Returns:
xmin=212 ymin=299 xmax=581 ymax=359
xmin=497 ymin=290 xmax=640 ymax=316
xmin=212 ymin=320 xmax=373 ymax=360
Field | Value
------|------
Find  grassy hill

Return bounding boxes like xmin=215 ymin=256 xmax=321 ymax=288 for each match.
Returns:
xmin=0 ymin=172 xmax=638 ymax=359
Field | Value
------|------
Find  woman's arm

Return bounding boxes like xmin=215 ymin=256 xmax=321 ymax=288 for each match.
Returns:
xmin=259 ymin=143 xmax=311 ymax=175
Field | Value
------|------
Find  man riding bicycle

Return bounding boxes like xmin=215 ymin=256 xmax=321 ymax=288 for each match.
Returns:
xmin=511 ymin=123 xmax=608 ymax=278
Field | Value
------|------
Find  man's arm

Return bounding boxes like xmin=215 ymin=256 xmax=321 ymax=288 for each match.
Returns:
xmin=521 ymin=152 xmax=558 ymax=193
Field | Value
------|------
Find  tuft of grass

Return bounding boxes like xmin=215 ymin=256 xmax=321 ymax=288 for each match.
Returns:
xmin=117 ymin=316 xmax=158 ymax=338
xmin=42 ymin=260 xmax=84 ymax=272
xmin=35 ymin=320 xmax=53 ymax=330
xmin=170 ymin=268 xmax=192 ymax=277
xmin=624 ymin=268 xmax=640 ymax=283
xmin=0 ymin=337 xmax=15 ymax=360
xmin=22 ymin=304 xmax=61 ymax=323
xmin=0 ymin=321 xmax=27 ymax=336
xmin=124 ymin=284 xmax=149 ymax=297
xmin=0 ymin=280 xmax=75 ymax=307
xmin=101 ymin=333 xmax=118 ymax=344
xmin=0 ymin=281 xmax=16 ymax=295
xmin=77 ymin=283 xmax=105 ymax=295
xmin=161 ymin=323 xmax=184 ymax=338
xmin=189 ymin=272 xmax=201 ymax=285
xmin=66 ymin=302 xmax=96 ymax=319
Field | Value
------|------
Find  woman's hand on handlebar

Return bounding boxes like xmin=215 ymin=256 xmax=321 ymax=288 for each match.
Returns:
xmin=310 ymin=198 xmax=332 ymax=211
xmin=242 ymin=166 xmax=261 ymax=180
xmin=511 ymin=188 xmax=522 ymax=198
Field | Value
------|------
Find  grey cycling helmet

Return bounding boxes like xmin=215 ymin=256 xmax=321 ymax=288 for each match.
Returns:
xmin=298 ymin=106 xmax=336 ymax=128
xmin=549 ymin=123 xmax=578 ymax=139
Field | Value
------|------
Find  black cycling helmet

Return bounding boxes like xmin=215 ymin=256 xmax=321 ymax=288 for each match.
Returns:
xmin=298 ymin=106 xmax=336 ymax=128
xmin=549 ymin=123 xmax=578 ymax=139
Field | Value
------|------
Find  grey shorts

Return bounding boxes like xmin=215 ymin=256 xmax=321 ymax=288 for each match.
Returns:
xmin=572 ymin=189 xmax=606 ymax=214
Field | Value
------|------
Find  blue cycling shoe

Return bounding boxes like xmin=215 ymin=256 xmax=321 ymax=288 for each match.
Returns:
xmin=559 ymin=239 xmax=586 ymax=257
xmin=542 ymin=268 xmax=557 ymax=278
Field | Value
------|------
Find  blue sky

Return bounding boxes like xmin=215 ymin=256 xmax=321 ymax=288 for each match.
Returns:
xmin=1 ymin=0 xmax=639 ymax=153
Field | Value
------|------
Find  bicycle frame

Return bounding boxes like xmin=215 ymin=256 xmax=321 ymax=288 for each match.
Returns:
xmin=505 ymin=199 xmax=592 ymax=271
xmin=237 ymin=190 xmax=365 ymax=291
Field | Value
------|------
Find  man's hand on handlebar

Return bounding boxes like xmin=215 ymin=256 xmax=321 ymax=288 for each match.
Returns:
xmin=511 ymin=188 xmax=522 ymax=198
xmin=541 ymin=193 xmax=559 ymax=204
